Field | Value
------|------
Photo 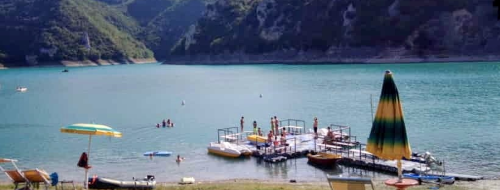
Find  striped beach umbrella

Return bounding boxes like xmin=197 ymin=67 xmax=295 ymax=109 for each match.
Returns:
xmin=366 ymin=70 xmax=411 ymax=181
xmin=60 ymin=123 xmax=122 ymax=189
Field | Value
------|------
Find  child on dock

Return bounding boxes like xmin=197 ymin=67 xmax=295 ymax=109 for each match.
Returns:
xmin=313 ymin=117 xmax=318 ymax=137
xmin=267 ymin=131 xmax=273 ymax=144
xmin=270 ymin=117 xmax=275 ymax=133
xmin=253 ymin=121 xmax=258 ymax=135
xmin=240 ymin=116 xmax=244 ymax=132
xmin=274 ymin=116 xmax=279 ymax=134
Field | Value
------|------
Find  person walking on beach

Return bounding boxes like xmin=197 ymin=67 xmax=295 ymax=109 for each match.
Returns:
xmin=313 ymin=117 xmax=318 ymax=138
xmin=240 ymin=116 xmax=244 ymax=132
xmin=253 ymin=121 xmax=258 ymax=135
xmin=162 ymin=119 xmax=166 ymax=128
xmin=270 ymin=117 xmax=275 ymax=133
xmin=274 ymin=116 xmax=279 ymax=134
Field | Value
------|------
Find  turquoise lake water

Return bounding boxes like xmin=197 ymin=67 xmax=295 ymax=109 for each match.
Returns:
xmin=0 ymin=62 xmax=499 ymax=182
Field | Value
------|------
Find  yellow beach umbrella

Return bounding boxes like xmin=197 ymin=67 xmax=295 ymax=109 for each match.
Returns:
xmin=366 ymin=70 xmax=412 ymax=182
xmin=60 ymin=123 xmax=122 ymax=189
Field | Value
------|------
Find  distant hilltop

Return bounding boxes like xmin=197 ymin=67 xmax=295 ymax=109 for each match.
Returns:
xmin=1 ymin=0 xmax=500 ymax=67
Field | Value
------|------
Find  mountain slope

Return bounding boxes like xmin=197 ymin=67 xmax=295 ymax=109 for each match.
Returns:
xmin=0 ymin=0 xmax=153 ymax=66
xmin=170 ymin=0 xmax=500 ymax=61
xmin=96 ymin=0 xmax=207 ymax=60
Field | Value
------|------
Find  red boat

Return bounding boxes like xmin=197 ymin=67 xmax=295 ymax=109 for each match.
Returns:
xmin=307 ymin=152 xmax=341 ymax=166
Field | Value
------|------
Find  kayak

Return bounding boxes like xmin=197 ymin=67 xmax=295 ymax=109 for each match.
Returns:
xmin=403 ymin=173 xmax=455 ymax=184
xmin=88 ymin=176 xmax=155 ymax=189
xmin=143 ymin=151 xmax=172 ymax=157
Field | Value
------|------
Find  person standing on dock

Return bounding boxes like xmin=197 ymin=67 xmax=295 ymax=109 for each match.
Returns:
xmin=240 ymin=116 xmax=244 ymax=132
xmin=274 ymin=116 xmax=279 ymax=134
xmin=313 ymin=117 xmax=318 ymax=138
xmin=267 ymin=130 xmax=273 ymax=144
xmin=253 ymin=121 xmax=258 ymax=135
xmin=270 ymin=117 xmax=275 ymax=133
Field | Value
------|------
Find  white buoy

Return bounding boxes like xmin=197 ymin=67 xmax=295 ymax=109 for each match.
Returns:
xmin=259 ymin=94 xmax=263 ymax=98
xmin=182 ymin=100 xmax=185 ymax=106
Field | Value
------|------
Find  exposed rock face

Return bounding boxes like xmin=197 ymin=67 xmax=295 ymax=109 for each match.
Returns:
xmin=184 ymin=25 xmax=198 ymax=50
xmin=170 ymin=0 xmax=500 ymax=62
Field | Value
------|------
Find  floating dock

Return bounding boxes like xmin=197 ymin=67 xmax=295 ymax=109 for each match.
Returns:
xmin=216 ymin=122 xmax=484 ymax=181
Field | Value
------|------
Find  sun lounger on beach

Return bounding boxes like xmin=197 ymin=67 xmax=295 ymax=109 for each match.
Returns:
xmin=326 ymin=175 xmax=375 ymax=190
xmin=23 ymin=169 xmax=53 ymax=190
xmin=0 ymin=158 xmax=31 ymax=190
xmin=3 ymin=169 xmax=30 ymax=189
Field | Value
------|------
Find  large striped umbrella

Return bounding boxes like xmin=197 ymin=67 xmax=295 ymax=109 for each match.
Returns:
xmin=366 ymin=70 xmax=412 ymax=182
xmin=60 ymin=123 xmax=122 ymax=189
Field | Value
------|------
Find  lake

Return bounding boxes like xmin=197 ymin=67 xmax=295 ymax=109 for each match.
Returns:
xmin=0 ymin=62 xmax=499 ymax=182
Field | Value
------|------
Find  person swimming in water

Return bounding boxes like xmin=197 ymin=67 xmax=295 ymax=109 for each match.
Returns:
xmin=176 ymin=155 xmax=184 ymax=162
xmin=162 ymin=119 xmax=166 ymax=128
xmin=156 ymin=123 xmax=160 ymax=128
xmin=167 ymin=119 xmax=171 ymax=127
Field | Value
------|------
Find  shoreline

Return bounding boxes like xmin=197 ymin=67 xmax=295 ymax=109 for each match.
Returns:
xmin=0 ymin=58 xmax=158 ymax=69
xmin=3 ymin=56 xmax=500 ymax=68
xmin=1 ymin=178 xmax=499 ymax=190
xmin=161 ymin=55 xmax=500 ymax=65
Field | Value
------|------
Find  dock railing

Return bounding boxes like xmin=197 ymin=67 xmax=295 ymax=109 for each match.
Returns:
xmin=280 ymin=119 xmax=306 ymax=135
xmin=217 ymin=127 xmax=240 ymax=144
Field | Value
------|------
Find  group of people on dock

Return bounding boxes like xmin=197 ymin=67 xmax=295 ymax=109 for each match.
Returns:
xmin=241 ymin=116 xmax=282 ymax=136
xmin=156 ymin=119 xmax=174 ymax=128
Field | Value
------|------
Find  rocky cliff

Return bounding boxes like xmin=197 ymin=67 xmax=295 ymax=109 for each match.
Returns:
xmin=169 ymin=0 xmax=500 ymax=63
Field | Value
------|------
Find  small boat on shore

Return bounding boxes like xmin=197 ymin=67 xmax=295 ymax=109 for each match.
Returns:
xmin=88 ymin=176 xmax=156 ymax=189
xmin=307 ymin=152 xmax=342 ymax=166
xmin=143 ymin=151 xmax=172 ymax=157
xmin=403 ymin=173 xmax=455 ymax=184
xmin=16 ymin=87 xmax=27 ymax=92
xmin=247 ymin=135 xmax=267 ymax=143
xmin=207 ymin=142 xmax=251 ymax=158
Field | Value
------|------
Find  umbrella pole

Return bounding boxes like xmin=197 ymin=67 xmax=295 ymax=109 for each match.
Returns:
xmin=85 ymin=135 xmax=92 ymax=189
xmin=397 ymin=159 xmax=402 ymax=182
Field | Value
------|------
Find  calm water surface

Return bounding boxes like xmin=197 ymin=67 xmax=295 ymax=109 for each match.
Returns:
xmin=0 ymin=62 xmax=499 ymax=182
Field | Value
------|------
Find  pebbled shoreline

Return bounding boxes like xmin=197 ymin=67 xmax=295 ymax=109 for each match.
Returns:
xmin=161 ymin=55 xmax=500 ymax=65
xmin=0 ymin=58 xmax=158 ymax=69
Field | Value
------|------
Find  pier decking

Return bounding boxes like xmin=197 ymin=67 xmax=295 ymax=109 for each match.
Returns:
xmin=216 ymin=125 xmax=484 ymax=181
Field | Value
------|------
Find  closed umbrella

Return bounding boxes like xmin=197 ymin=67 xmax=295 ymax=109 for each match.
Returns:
xmin=60 ymin=123 xmax=122 ymax=189
xmin=366 ymin=70 xmax=413 ymax=184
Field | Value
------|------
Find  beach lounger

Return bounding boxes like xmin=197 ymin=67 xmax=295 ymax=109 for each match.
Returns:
xmin=0 ymin=158 xmax=30 ymax=190
xmin=2 ymin=170 xmax=30 ymax=189
xmin=326 ymin=175 xmax=375 ymax=190
xmin=23 ymin=169 xmax=52 ymax=190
